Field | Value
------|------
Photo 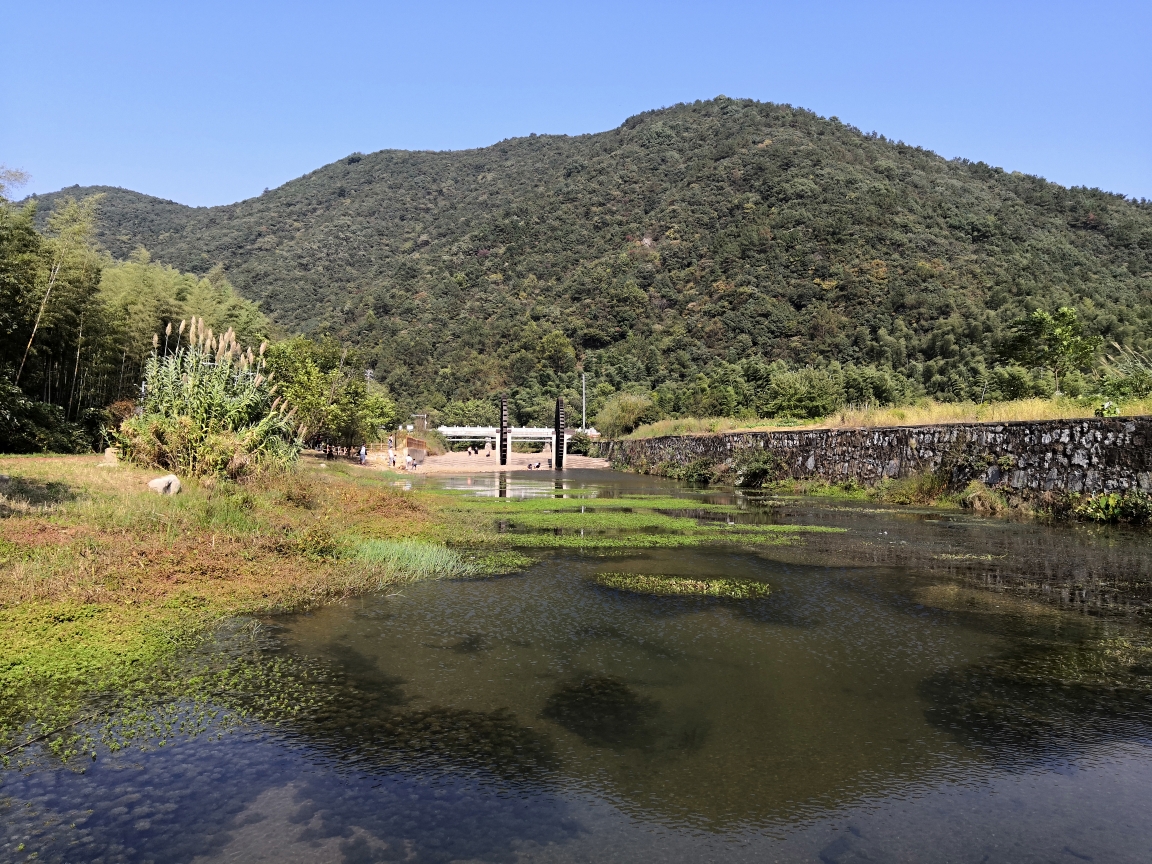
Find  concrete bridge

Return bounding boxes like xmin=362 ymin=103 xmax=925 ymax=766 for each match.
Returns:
xmin=436 ymin=397 xmax=589 ymax=469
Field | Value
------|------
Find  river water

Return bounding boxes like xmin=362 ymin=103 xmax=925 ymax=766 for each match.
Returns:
xmin=4 ymin=471 xmax=1152 ymax=863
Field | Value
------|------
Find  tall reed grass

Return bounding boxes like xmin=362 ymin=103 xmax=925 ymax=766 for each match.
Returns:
xmin=115 ymin=318 xmax=302 ymax=478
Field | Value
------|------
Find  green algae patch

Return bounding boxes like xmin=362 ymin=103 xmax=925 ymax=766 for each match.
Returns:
xmin=500 ymin=510 xmax=700 ymax=532
xmin=505 ymin=533 xmax=736 ymax=550
xmin=701 ymin=522 xmax=843 ymax=533
xmin=592 ymin=572 xmax=771 ymax=599
xmin=501 ymin=528 xmax=808 ymax=550
xmin=464 ymin=550 xmax=537 ymax=575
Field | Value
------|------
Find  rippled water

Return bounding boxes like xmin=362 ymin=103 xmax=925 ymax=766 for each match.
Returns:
xmin=4 ymin=471 xmax=1152 ymax=863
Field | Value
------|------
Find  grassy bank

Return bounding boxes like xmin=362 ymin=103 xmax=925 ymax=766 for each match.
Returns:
xmin=625 ymin=397 xmax=1152 ymax=439
xmin=0 ymin=454 xmax=514 ymax=759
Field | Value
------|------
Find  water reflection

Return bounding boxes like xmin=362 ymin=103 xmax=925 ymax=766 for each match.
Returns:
xmin=5 ymin=471 xmax=1152 ymax=863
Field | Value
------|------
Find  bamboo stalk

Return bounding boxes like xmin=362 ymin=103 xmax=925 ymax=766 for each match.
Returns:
xmin=15 ymin=260 xmax=62 ymax=385
xmin=67 ymin=315 xmax=84 ymax=421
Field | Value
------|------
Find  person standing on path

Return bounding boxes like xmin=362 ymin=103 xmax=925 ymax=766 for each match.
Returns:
xmin=359 ymin=444 xmax=367 ymax=465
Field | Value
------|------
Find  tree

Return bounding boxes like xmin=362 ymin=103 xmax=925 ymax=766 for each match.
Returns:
xmin=538 ymin=330 xmax=576 ymax=374
xmin=14 ymin=196 xmax=103 ymax=384
xmin=266 ymin=335 xmax=397 ymax=446
xmin=1008 ymin=307 xmax=1101 ymax=395
xmin=763 ymin=367 xmax=844 ymax=419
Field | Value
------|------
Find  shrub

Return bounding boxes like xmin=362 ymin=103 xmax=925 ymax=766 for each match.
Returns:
xmin=567 ymin=431 xmax=591 ymax=455
xmin=114 ymin=319 xmax=302 ymax=478
xmin=734 ymin=449 xmax=781 ymax=488
xmin=0 ymin=379 xmax=92 ymax=454
xmin=596 ymin=392 xmax=659 ymax=438
xmin=764 ymin=367 xmax=843 ymax=419
xmin=1075 ymin=489 xmax=1152 ymax=524
xmin=1100 ymin=343 xmax=1152 ymax=401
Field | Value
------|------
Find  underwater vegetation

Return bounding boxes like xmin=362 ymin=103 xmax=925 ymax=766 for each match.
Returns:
xmin=920 ymin=630 xmax=1152 ymax=757
xmin=541 ymin=674 xmax=661 ymax=749
xmin=592 ymin=572 xmax=771 ymax=598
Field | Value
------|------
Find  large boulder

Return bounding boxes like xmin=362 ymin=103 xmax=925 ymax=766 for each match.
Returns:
xmin=147 ymin=474 xmax=181 ymax=495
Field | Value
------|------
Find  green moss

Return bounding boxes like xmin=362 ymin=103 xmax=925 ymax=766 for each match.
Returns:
xmin=466 ymin=550 xmax=537 ymax=575
xmin=503 ymin=529 xmax=808 ymax=550
xmin=763 ymin=479 xmax=870 ymax=499
xmin=501 ymin=510 xmax=700 ymax=532
xmin=592 ymin=572 xmax=771 ymax=598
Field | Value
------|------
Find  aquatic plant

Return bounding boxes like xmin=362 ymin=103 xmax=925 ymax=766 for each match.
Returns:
xmin=1074 ymin=489 xmax=1152 ymax=524
xmin=592 ymin=572 xmax=771 ymax=598
xmin=355 ymin=539 xmax=478 ymax=579
xmin=541 ymin=674 xmax=660 ymax=748
xmin=501 ymin=510 xmax=699 ymax=532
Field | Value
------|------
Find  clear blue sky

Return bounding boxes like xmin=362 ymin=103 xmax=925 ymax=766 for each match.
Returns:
xmin=4 ymin=1 xmax=1149 ymax=207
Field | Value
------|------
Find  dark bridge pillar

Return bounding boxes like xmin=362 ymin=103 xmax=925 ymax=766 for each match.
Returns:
xmin=554 ymin=397 xmax=566 ymax=471
xmin=499 ymin=396 xmax=509 ymax=466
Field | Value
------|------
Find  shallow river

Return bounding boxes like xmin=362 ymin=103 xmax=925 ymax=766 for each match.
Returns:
xmin=4 ymin=471 xmax=1152 ymax=863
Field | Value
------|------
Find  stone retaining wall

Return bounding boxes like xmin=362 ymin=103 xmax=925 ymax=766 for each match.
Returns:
xmin=593 ymin=417 xmax=1152 ymax=495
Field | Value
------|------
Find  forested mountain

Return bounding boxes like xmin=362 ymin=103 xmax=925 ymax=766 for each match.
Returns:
xmin=29 ymin=97 xmax=1152 ymax=426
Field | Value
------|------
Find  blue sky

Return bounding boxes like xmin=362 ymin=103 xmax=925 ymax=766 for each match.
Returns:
xmin=3 ymin=1 xmax=1150 ymax=207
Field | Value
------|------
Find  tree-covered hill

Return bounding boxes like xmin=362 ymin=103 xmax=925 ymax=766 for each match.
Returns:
xmin=29 ymin=97 xmax=1152 ymax=425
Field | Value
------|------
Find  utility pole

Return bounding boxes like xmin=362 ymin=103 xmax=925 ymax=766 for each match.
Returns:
xmin=582 ymin=373 xmax=586 ymax=431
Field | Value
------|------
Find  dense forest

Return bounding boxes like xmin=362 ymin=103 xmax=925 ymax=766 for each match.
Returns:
xmin=22 ymin=96 xmax=1152 ymax=431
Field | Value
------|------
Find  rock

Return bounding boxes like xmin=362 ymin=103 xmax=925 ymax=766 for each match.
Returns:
xmin=147 ymin=474 xmax=181 ymax=495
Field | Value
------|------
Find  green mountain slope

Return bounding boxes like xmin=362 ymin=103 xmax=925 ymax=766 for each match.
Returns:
xmin=30 ymin=97 xmax=1152 ymax=423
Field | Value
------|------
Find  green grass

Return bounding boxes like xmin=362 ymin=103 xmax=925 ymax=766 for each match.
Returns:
xmin=592 ymin=572 xmax=771 ymax=598
xmin=354 ymin=539 xmax=478 ymax=580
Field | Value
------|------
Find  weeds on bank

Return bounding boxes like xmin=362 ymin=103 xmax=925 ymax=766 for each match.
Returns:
xmin=1074 ymin=489 xmax=1152 ymax=524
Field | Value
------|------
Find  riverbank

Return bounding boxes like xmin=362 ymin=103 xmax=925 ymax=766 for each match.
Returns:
xmin=0 ymin=453 xmax=514 ymax=759
xmin=597 ymin=416 xmax=1152 ymax=516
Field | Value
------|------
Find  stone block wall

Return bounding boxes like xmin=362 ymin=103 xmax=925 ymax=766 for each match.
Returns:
xmin=594 ymin=417 xmax=1152 ymax=495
